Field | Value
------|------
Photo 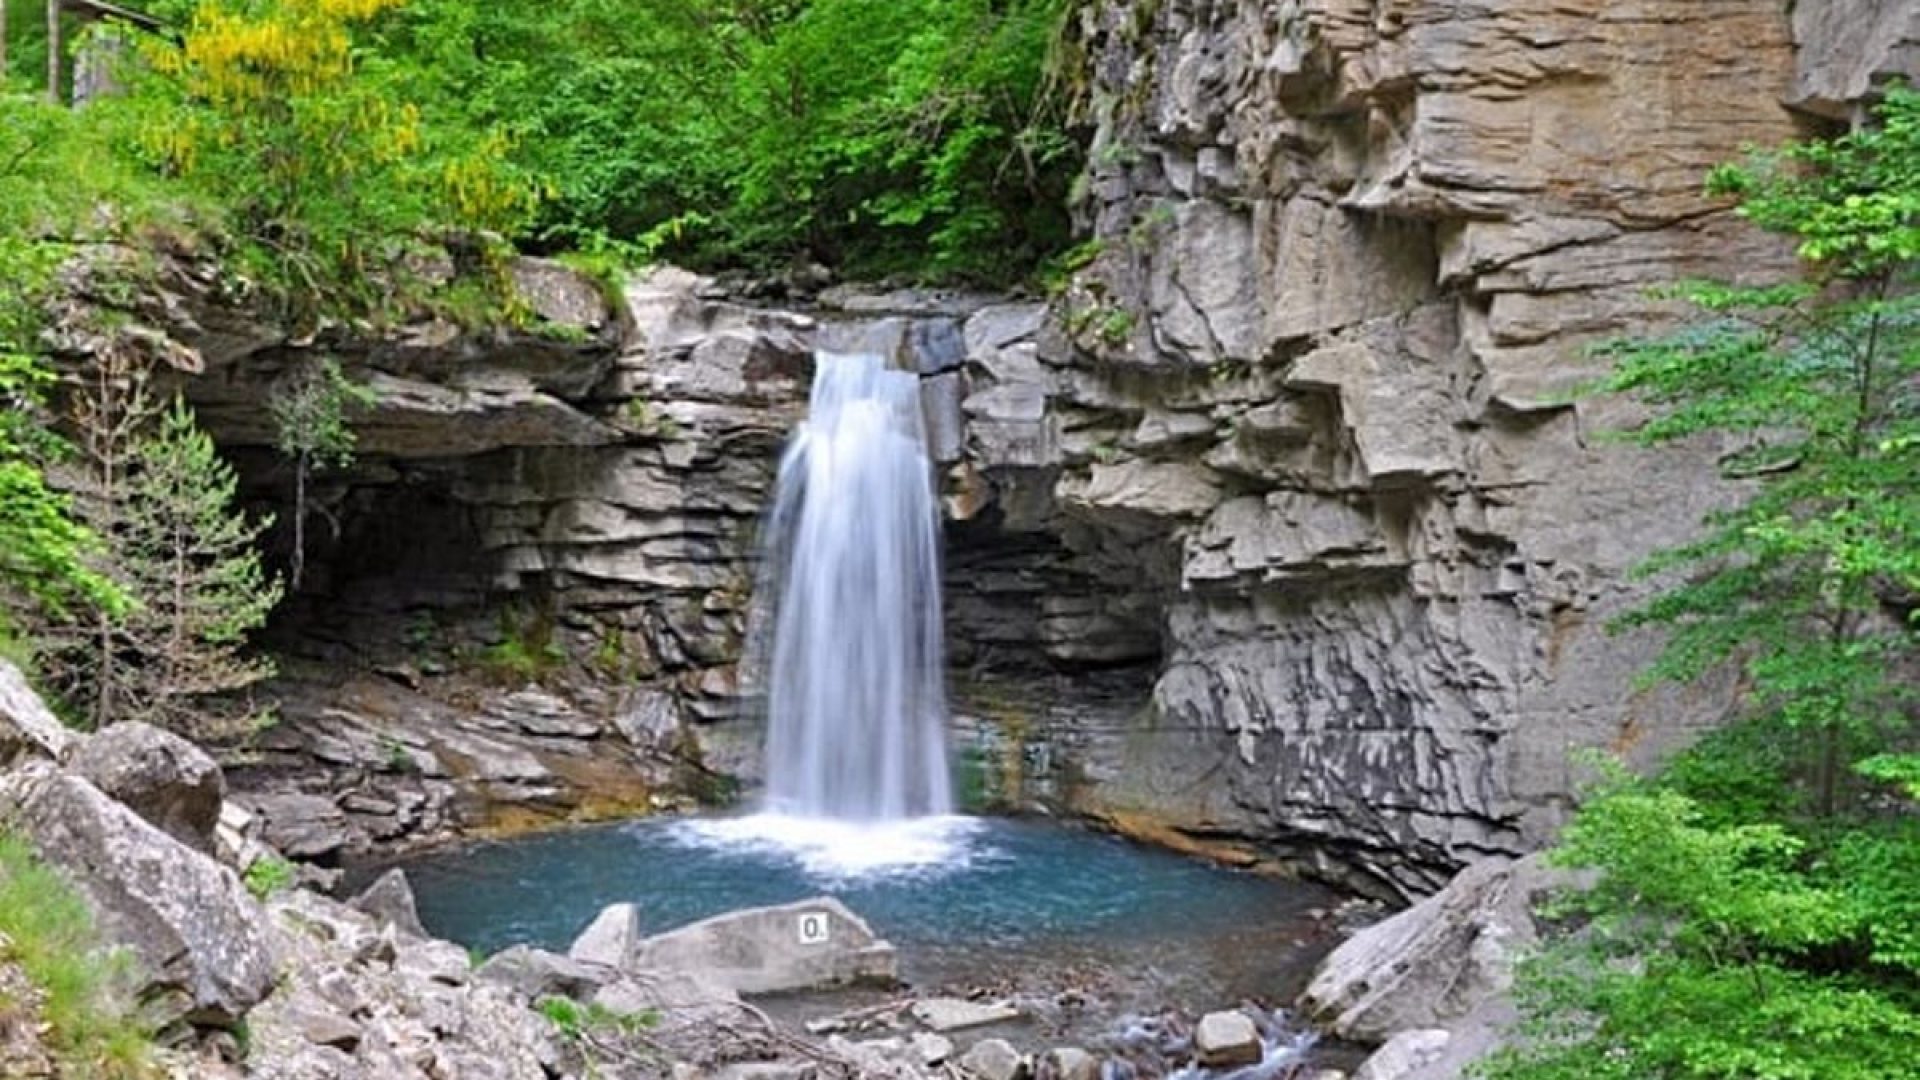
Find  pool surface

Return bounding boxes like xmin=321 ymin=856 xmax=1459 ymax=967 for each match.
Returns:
xmin=373 ymin=814 xmax=1347 ymax=1016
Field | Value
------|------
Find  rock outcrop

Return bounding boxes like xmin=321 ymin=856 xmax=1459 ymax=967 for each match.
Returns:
xmin=1299 ymin=854 xmax=1577 ymax=1079
xmin=69 ymin=722 xmax=226 ymax=852
xmin=0 ymin=662 xmax=76 ymax=767
xmin=242 ymin=888 xmax=562 ymax=1080
xmin=0 ymin=759 xmax=275 ymax=1027
xmin=932 ymin=0 xmax=1916 ymax=898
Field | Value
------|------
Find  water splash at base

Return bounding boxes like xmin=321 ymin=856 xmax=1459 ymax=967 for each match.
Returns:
xmin=668 ymin=812 xmax=983 ymax=880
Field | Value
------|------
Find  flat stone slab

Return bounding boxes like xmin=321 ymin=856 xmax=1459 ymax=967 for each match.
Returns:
xmin=629 ymin=896 xmax=896 ymax=995
xmin=910 ymin=997 xmax=1022 ymax=1033
xmin=1195 ymin=1010 xmax=1262 ymax=1068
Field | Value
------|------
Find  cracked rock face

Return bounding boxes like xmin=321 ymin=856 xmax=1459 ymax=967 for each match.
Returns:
xmin=940 ymin=0 xmax=1909 ymax=899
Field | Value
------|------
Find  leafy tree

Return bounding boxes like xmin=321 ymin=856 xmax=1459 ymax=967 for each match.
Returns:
xmin=1483 ymin=87 xmax=1920 ymax=1080
xmin=1601 ymin=86 xmax=1920 ymax=816
xmin=269 ymin=357 xmax=375 ymax=590
xmin=378 ymin=0 xmax=1078 ymax=281
xmin=1485 ymin=780 xmax=1920 ymax=1080
xmin=131 ymin=0 xmax=539 ymax=320
xmin=37 ymin=370 xmax=281 ymax=736
xmin=0 ymin=94 xmax=138 ymax=645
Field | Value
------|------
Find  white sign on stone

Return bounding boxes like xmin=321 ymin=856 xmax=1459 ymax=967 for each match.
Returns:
xmin=797 ymin=911 xmax=831 ymax=945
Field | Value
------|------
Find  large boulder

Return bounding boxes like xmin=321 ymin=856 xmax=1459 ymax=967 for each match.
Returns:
xmin=347 ymin=868 xmax=429 ymax=939
xmin=1300 ymin=855 xmax=1571 ymax=1043
xmin=69 ymin=721 xmax=225 ymax=852
xmin=0 ymin=661 xmax=74 ymax=767
xmin=1194 ymin=1010 xmax=1262 ymax=1068
xmin=568 ymin=901 xmax=643 ymax=968
xmin=0 ymin=762 xmax=274 ymax=1026
xmin=629 ymin=896 xmax=897 ymax=995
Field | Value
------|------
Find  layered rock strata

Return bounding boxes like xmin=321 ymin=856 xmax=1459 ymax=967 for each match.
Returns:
xmin=961 ymin=0 xmax=1835 ymax=895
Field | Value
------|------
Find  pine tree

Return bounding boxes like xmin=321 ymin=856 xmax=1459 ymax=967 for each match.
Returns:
xmin=38 ymin=362 xmax=283 ymax=738
xmin=114 ymin=395 xmax=282 ymax=736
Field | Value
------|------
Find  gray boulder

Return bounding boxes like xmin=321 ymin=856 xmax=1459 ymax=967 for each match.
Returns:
xmin=69 ymin=721 xmax=225 ymax=852
xmin=476 ymin=944 xmax=612 ymax=1001
xmin=1037 ymin=1047 xmax=1098 ymax=1080
xmin=959 ymin=1038 xmax=1028 ymax=1080
xmin=629 ymin=896 xmax=896 ymax=995
xmin=1194 ymin=1010 xmax=1262 ymax=1068
xmin=568 ymin=901 xmax=642 ymax=968
xmin=0 ymin=762 xmax=274 ymax=1026
xmin=348 ymin=868 xmax=429 ymax=939
xmin=0 ymin=660 xmax=74 ymax=766
xmin=912 ymin=1033 xmax=956 ymax=1067
xmin=1353 ymin=1030 xmax=1452 ymax=1080
xmin=1299 ymin=855 xmax=1570 ymax=1042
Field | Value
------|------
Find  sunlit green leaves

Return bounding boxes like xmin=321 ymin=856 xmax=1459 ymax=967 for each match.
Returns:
xmin=378 ymin=0 xmax=1077 ymax=282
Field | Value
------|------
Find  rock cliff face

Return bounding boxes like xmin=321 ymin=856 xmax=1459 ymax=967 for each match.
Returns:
xmin=947 ymin=0 xmax=1842 ymax=897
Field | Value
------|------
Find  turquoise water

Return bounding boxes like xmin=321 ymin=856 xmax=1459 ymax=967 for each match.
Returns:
xmin=380 ymin=814 xmax=1345 ymax=1013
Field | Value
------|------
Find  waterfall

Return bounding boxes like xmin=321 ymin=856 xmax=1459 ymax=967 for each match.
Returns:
xmin=748 ymin=352 xmax=953 ymax=822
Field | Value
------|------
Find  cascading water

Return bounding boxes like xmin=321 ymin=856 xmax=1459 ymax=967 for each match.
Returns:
xmin=746 ymin=352 xmax=953 ymax=823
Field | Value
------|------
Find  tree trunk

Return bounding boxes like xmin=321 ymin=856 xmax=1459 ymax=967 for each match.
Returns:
xmin=291 ymin=452 xmax=307 ymax=590
xmin=45 ymin=0 xmax=58 ymax=104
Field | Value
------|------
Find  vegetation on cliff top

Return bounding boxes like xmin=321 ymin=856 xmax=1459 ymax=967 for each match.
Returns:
xmin=1483 ymin=87 xmax=1920 ymax=1080
xmin=9 ymin=0 xmax=1079 ymax=288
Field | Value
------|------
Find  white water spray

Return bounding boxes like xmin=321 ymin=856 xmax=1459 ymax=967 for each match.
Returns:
xmin=746 ymin=352 xmax=953 ymax=822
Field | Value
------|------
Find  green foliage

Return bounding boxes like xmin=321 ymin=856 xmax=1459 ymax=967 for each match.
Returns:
xmin=117 ymin=397 xmax=282 ymax=730
xmin=377 ymin=733 xmax=418 ymax=774
xmin=270 ymin=357 xmax=376 ymax=588
xmin=242 ymin=854 xmax=296 ymax=899
xmin=1857 ymin=754 xmax=1920 ymax=800
xmin=0 ymin=832 xmax=154 ymax=1077
xmin=1480 ymin=780 xmax=1920 ymax=1080
xmin=381 ymin=0 xmax=1078 ymax=282
xmin=1601 ymin=86 xmax=1920 ymax=815
xmin=38 ymin=394 xmax=283 ymax=737
xmin=125 ymin=0 xmax=540 ymax=321
xmin=535 ymin=993 xmax=657 ymax=1040
xmin=270 ymin=359 xmax=376 ymax=476
xmin=0 ymin=96 xmax=147 ymax=628
xmin=481 ymin=606 xmax=566 ymax=684
xmin=1490 ymin=88 xmax=1920 ymax=1080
